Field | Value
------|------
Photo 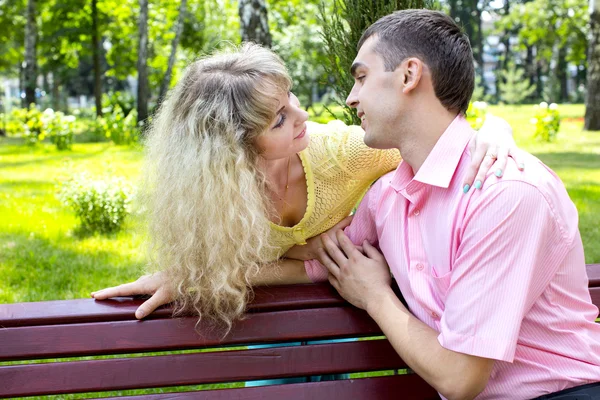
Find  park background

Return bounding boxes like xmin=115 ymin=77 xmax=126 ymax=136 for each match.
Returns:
xmin=0 ymin=0 xmax=599 ymax=306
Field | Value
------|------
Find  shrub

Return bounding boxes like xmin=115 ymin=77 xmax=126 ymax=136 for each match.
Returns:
xmin=96 ymin=106 xmax=139 ymax=145
xmin=466 ymin=101 xmax=488 ymax=130
xmin=7 ymin=106 xmax=45 ymax=145
xmin=531 ymin=102 xmax=560 ymax=142
xmin=42 ymin=109 xmax=76 ymax=150
xmin=58 ymin=174 xmax=133 ymax=234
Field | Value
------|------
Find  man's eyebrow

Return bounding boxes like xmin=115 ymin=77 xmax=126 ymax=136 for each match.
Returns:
xmin=350 ymin=62 xmax=366 ymax=77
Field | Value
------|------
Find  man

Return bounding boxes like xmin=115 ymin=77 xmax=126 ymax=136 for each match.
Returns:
xmin=307 ymin=9 xmax=600 ymax=399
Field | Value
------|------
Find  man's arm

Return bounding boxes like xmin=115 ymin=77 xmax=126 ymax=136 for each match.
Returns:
xmin=319 ymin=179 xmax=573 ymax=399
xmin=319 ymin=235 xmax=494 ymax=400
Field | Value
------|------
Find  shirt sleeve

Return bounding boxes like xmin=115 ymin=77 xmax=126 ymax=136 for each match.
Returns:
xmin=304 ymin=178 xmax=382 ymax=282
xmin=324 ymin=120 xmax=401 ymax=181
xmin=438 ymin=180 xmax=577 ymax=362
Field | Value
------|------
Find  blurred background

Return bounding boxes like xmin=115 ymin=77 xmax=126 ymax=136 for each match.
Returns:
xmin=0 ymin=0 xmax=598 ymax=303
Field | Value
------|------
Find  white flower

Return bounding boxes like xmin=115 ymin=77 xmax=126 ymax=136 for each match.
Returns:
xmin=549 ymin=103 xmax=558 ymax=110
xmin=540 ymin=102 xmax=548 ymax=109
xmin=474 ymin=101 xmax=488 ymax=110
xmin=530 ymin=118 xmax=538 ymax=124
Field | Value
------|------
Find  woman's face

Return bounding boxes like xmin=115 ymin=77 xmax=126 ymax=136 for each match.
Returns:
xmin=255 ymin=91 xmax=310 ymax=160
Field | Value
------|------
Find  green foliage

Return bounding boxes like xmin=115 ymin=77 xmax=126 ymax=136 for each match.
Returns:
xmin=531 ymin=102 xmax=561 ymax=142
xmin=58 ymin=174 xmax=133 ymax=234
xmin=96 ymin=108 xmax=139 ymax=145
xmin=7 ymin=106 xmax=45 ymax=145
xmin=42 ymin=109 xmax=76 ymax=150
xmin=466 ymin=101 xmax=488 ymax=130
xmin=498 ymin=62 xmax=536 ymax=104
xmin=319 ymin=0 xmax=433 ymax=125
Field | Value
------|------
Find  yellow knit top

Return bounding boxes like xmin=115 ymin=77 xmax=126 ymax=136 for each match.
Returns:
xmin=267 ymin=120 xmax=401 ymax=260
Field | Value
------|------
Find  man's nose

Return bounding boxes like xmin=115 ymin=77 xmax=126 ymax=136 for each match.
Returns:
xmin=346 ymin=86 xmax=359 ymax=108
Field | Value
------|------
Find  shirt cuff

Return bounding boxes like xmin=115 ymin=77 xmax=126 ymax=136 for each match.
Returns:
xmin=304 ymin=259 xmax=329 ymax=283
xmin=437 ymin=330 xmax=517 ymax=363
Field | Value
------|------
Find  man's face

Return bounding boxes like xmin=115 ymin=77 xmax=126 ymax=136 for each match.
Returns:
xmin=346 ymin=36 xmax=406 ymax=149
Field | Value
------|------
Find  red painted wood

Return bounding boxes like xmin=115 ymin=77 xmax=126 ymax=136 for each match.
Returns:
xmin=113 ymin=375 xmax=440 ymax=400
xmin=0 ymin=307 xmax=381 ymax=362
xmin=0 ymin=284 xmax=344 ymax=328
xmin=587 ymin=264 xmax=600 ymax=288
xmin=0 ymin=340 xmax=411 ymax=397
xmin=590 ymin=287 xmax=600 ymax=310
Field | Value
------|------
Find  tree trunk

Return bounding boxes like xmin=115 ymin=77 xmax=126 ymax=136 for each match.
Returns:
xmin=238 ymin=0 xmax=272 ymax=48
xmin=92 ymin=0 xmax=103 ymax=117
xmin=556 ymin=46 xmax=568 ymax=103
xmin=585 ymin=0 xmax=600 ymax=130
xmin=474 ymin=4 xmax=486 ymax=95
xmin=137 ymin=0 xmax=149 ymax=126
xmin=157 ymin=0 xmax=187 ymax=108
xmin=23 ymin=0 xmax=37 ymax=108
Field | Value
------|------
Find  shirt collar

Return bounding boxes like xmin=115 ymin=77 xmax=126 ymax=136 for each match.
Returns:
xmin=391 ymin=115 xmax=475 ymax=192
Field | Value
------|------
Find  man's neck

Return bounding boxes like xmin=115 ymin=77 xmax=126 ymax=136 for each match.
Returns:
xmin=398 ymin=106 xmax=458 ymax=174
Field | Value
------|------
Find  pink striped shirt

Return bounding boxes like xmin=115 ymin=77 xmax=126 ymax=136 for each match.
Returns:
xmin=306 ymin=115 xmax=600 ymax=399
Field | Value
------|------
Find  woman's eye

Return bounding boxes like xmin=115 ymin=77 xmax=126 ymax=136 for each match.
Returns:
xmin=357 ymin=76 xmax=366 ymax=82
xmin=273 ymin=114 xmax=287 ymax=129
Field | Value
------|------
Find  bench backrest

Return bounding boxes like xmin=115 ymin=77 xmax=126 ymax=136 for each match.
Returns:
xmin=1 ymin=264 xmax=599 ymax=399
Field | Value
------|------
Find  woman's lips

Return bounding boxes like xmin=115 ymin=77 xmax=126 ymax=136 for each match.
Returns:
xmin=295 ymin=126 xmax=307 ymax=139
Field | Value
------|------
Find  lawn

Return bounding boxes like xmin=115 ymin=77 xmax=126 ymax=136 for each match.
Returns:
xmin=0 ymin=104 xmax=598 ymax=305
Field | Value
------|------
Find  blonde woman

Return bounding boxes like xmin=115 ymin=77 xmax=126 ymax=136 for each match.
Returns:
xmin=92 ymin=44 xmax=522 ymax=332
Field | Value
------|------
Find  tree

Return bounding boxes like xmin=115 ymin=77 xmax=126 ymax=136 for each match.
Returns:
xmin=585 ymin=0 xmax=600 ymax=130
xmin=238 ymin=0 xmax=272 ymax=47
xmin=23 ymin=0 xmax=38 ymax=107
xmin=91 ymin=0 xmax=103 ymax=116
xmin=157 ymin=0 xmax=187 ymax=108
xmin=498 ymin=61 xmax=536 ymax=104
xmin=320 ymin=0 xmax=432 ymax=125
xmin=137 ymin=0 xmax=149 ymax=125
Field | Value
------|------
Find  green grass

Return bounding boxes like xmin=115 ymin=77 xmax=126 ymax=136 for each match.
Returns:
xmin=1 ymin=104 xmax=599 ymax=304
xmin=0 ymin=103 xmax=598 ymax=396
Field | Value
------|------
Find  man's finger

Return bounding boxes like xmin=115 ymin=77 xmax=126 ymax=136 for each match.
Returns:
xmin=322 ymin=233 xmax=349 ymax=266
xmin=362 ymin=241 xmax=383 ymax=261
xmin=135 ymin=289 xmax=171 ymax=319
xmin=336 ymin=230 xmax=360 ymax=259
xmin=317 ymin=247 xmax=340 ymax=280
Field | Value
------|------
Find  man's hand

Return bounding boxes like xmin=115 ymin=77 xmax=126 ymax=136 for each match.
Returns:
xmin=284 ymin=215 xmax=354 ymax=261
xmin=318 ymin=229 xmax=391 ymax=310
xmin=91 ymin=272 xmax=174 ymax=319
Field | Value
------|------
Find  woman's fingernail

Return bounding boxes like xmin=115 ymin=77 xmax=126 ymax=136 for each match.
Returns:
xmin=518 ymin=163 xmax=525 ymax=170
xmin=474 ymin=180 xmax=482 ymax=190
xmin=463 ymin=184 xmax=470 ymax=194
xmin=136 ymin=310 xmax=145 ymax=319
xmin=495 ymin=169 xmax=503 ymax=177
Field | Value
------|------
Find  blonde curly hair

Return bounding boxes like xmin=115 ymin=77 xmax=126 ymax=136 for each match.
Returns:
xmin=141 ymin=43 xmax=292 ymax=330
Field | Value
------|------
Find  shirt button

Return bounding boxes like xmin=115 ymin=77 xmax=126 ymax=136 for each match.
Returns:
xmin=431 ymin=312 xmax=439 ymax=319
xmin=414 ymin=209 xmax=420 ymax=216
xmin=416 ymin=263 xmax=424 ymax=271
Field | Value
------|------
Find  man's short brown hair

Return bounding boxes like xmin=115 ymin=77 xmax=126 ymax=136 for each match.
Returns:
xmin=358 ymin=9 xmax=474 ymax=114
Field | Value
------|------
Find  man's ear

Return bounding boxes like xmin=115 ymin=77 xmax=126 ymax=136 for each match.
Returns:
xmin=399 ymin=58 xmax=423 ymax=94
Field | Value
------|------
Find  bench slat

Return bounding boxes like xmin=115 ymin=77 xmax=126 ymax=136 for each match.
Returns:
xmin=588 ymin=264 xmax=600 ymax=287
xmin=590 ymin=287 xmax=600 ymax=310
xmin=0 ymin=340 xmax=411 ymax=397
xmin=113 ymin=375 xmax=440 ymax=400
xmin=0 ymin=307 xmax=381 ymax=361
xmin=0 ymin=284 xmax=345 ymax=328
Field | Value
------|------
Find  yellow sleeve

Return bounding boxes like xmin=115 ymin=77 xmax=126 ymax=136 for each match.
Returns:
xmin=317 ymin=120 xmax=401 ymax=180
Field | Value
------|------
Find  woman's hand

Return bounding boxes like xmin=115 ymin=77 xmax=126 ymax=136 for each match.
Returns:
xmin=91 ymin=271 xmax=174 ymax=319
xmin=464 ymin=115 xmax=526 ymax=193
xmin=283 ymin=215 xmax=354 ymax=261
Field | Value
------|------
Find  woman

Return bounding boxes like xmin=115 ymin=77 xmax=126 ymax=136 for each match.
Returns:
xmin=92 ymin=43 xmax=522 ymax=330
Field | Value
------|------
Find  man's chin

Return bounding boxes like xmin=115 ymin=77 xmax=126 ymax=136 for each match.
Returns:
xmin=363 ymin=132 xmax=389 ymax=150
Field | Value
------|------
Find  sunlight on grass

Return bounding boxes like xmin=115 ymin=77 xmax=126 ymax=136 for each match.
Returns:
xmin=1 ymin=104 xmax=599 ymax=304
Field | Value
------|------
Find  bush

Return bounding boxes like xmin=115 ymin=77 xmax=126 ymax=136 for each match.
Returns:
xmin=96 ymin=106 xmax=139 ymax=145
xmin=7 ymin=106 xmax=45 ymax=145
xmin=58 ymin=174 xmax=133 ymax=234
xmin=42 ymin=109 xmax=76 ymax=150
xmin=466 ymin=101 xmax=488 ymax=130
xmin=531 ymin=102 xmax=560 ymax=142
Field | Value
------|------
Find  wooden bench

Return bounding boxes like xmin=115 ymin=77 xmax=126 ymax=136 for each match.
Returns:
xmin=1 ymin=263 xmax=599 ymax=399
